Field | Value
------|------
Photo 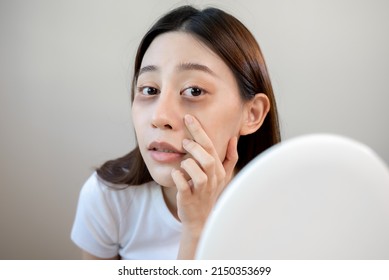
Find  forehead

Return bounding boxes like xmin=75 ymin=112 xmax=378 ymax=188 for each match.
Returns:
xmin=140 ymin=31 xmax=230 ymax=73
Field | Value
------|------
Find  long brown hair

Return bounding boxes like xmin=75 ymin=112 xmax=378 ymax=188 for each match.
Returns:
xmin=96 ymin=5 xmax=281 ymax=186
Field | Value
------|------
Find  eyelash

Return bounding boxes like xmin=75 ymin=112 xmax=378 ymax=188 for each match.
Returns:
xmin=137 ymin=86 xmax=160 ymax=96
xmin=181 ymin=86 xmax=206 ymax=97
xmin=137 ymin=86 xmax=207 ymax=97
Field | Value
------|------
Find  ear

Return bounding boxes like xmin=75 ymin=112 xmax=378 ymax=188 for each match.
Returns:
xmin=239 ymin=93 xmax=270 ymax=136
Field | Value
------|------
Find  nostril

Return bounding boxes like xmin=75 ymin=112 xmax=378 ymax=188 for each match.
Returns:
xmin=151 ymin=112 xmax=175 ymax=130
xmin=151 ymin=122 xmax=173 ymax=129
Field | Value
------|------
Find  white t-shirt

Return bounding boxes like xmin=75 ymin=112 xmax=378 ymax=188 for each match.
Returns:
xmin=71 ymin=172 xmax=182 ymax=259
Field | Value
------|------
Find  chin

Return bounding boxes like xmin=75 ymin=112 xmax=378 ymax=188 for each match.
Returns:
xmin=151 ymin=174 xmax=176 ymax=188
xmin=148 ymin=167 xmax=176 ymax=188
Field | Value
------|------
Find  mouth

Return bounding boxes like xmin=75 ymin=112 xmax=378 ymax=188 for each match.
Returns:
xmin=151 ymin=147 xmax=180 ymax=153
xmin=148 ymin=141 xmax=186 ymax=163
xmin=148 ymin=141 xmax=185 ymax=153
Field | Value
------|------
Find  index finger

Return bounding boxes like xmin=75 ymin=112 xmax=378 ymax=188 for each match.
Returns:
xmin=184 ymin=114 xmax=215 ymax=155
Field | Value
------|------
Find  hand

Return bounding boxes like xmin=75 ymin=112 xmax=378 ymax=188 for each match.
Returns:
xmin=172 ymin=114 xmax=238 ymax=258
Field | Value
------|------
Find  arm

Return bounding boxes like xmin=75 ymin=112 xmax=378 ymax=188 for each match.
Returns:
xmin=173 ymin=115 xmax=238 ymax=259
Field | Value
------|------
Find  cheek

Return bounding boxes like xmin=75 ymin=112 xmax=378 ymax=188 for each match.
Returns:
xmin=213 ymin=129 xmax=238 ymax=160
xmin=132 ymin=104 xmax=145 ymax=132
xmin=198 ymin=113 xmax=242 ymax=161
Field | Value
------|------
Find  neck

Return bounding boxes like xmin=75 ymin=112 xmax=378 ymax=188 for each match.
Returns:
xmin=161 ymin=185 xmax=180 ymax=221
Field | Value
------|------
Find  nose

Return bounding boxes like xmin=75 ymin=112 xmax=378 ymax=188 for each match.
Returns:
xmin=151 ymin=90 xmax=182 ymax=130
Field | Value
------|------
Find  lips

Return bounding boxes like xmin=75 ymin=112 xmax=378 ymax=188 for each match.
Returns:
xmin=148 ymin=141 xmax=186 ymax=163
xmin=148 ymin=141 xmax=185 ymax=153
xmin=152 ymin=148 xmax=179 ymax=153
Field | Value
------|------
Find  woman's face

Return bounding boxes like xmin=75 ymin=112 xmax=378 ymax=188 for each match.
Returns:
xmin=132 ymin=31 xmax=247 ymax=187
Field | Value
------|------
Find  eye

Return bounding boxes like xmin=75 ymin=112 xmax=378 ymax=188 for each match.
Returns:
xmin=138 ymin=86 xmax=160 ymax=96
xmin=182 ymin=87 xmax=205 ymax=97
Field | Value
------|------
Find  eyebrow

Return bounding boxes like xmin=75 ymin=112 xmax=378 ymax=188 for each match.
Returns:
xmin=138 ymin=65 xmax=158 ymax=76
xmin=138 ymin=62 xmax=217 ymax=77
xmin=177 ymin=62 xmax=217 ymax=77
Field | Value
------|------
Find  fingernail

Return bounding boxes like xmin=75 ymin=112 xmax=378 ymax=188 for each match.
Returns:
xmin=184 ymin=114 xmax=194 ymax=125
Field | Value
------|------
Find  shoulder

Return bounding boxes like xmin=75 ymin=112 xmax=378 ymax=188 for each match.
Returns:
xmin=78 ymin=172 xmax=158 ymax=212
xmin=72 ymin=172 xmax=181 ymax=259
xmin=72 ymin=172 xmax=160 ymax=255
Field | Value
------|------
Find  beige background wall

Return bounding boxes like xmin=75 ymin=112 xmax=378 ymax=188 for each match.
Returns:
xmin=1 ymin=0 xmax=388 ymax=259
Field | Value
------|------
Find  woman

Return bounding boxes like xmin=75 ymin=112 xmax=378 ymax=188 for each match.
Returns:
xmin=71 ymin=5 xmax=280 ymax=259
